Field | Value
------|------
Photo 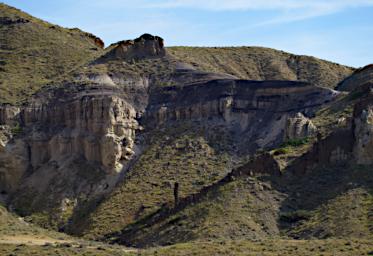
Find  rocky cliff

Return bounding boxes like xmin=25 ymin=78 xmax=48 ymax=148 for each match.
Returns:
xmin=0 ymin=84 xmax=144 ymax=230
xmin=353 ymin=85 xmax=373 ymax=164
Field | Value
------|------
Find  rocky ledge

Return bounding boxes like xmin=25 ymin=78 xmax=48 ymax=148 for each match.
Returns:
xmin=98 ymin=33 xmax=166 ymax=62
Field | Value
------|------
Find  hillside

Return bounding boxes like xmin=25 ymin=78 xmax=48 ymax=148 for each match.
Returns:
xmin=168 ymin=46 xmax=354 ymax=89
xmin=2 ymin=204 xmax=371 ymax=255
xmin=107 ymin=163 xmax=372 ymax=247
xmin=0 ymin=3 xmax=372 ymax=256
xmin=0 ymin=204 xmax=137 ymax=255
xmin=337 ymin=64 xmax=373 ymax=91
xmin=0 ymin=3 xmax=104 ymax=104
xmin=0 ymin=3 xmax=355 ymax=106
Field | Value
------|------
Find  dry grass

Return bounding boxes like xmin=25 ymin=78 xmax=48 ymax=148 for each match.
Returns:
xmin=0 ymin=3 xmax=104 ymax=104
xmin=168 ymin=46 xmax=354 ymax=89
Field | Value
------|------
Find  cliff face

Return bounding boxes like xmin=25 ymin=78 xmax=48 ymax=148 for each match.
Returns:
xmin=23 ymin=95 xmax=138 ymax=172
xmin=1 ymin=90 xmax=139 ymax=181
xmin=0 ymin=78 xmax=336 ymax=195
xmin=145 ymin=79 xmax=336 ymax=152
xmin=0 ymin=128 xmax=29 ymax=194
xmin=0 ymin=88 xmax=144 ymax=231
xmin=353 ymin=87 xmax=373 ymax=164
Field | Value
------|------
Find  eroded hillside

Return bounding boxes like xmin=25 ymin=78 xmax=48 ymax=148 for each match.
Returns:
xmin=0 ymin=3 xmax=372 ymax=255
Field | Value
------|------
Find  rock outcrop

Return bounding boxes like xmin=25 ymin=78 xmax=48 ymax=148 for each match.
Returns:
xmin=0 ymin=128 xmax=29 ymax=194
xmin=285 ymin=112 xmax=317 ymax=140
xmin=353 ymin=92 xmax=373 ymax=164
xmin=146 ymin=79 xmax=337 ymax=151
xmin=0 ymin=16 xmax=29 ymax=25
xmin=0 ymin=88 xmax=140 ymax=198
xmin=0 ymin=87 xmax=142 ymax=230
xmin=100 ymin=34 xmax=166 ymax=62
xmin=0 ymin=105 xmax=20 ymax=125
xmin=25 ymin=94 xmax=139 ymax=173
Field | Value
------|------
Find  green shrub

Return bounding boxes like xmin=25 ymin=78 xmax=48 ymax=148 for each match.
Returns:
xmin=11 ymin=123 xmax=23 ymax=135
xmin=281 ymin=137 xmax=310 ymax=148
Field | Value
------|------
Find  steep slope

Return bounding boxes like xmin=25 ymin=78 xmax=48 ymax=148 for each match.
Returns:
xmin=73 ymin=124 xmax=236 ymax=238
xmin=91 ymin=85 xmax=373 ymax=247
xmin=0 ymin=3 xmax=104 ymax=104
xmin=168 ymin=47 xmax=354 ymax=89
xmin=1 ymin=204 xmax=57 ymax=237
xmin=337 ymin=64 xmax=373 ymax=91
xmin=115 ymin=164 xmax=372 ymax=247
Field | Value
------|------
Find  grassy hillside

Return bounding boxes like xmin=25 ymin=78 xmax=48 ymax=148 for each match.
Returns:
xmin=1 ymin=239 xmax=371 ymax=256
xmin=168 ymin=46 xmax=354 ymax=89
xmin=337 ymin=64 xmax=373 ymax=91
xmin=280 ymin=165 xmax=373 ymax=240
xmin=0 ymin=3 xmax=104 ymax=104
xmin=2 ymin=204 xmax=371 ymax=256
xmin=117 ymin=176 xmax=283 ymax=247
xmin=142 ymin=239 xmax=373 ymax=256
xmin=74 ymin=124 xmax=236 ymax=239
xmin=0 ymin=205 xmax=136 ymax=255
xmin=1 ymin=204 xmax=62 ymax=238
xmin=109 ymin=163 xmax=372 ymax=248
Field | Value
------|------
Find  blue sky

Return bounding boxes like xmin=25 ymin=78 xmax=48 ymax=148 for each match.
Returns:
xmin=3 ymin=0 xmax=373 ymax=67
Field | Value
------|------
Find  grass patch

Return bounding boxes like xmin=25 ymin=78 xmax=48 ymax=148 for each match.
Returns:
xmin=10 ymin=122 xmax=22 ymax=135
xmin=0 ymin=3 xmax=104 ymax=104
xmin=281 ymin=137 xmax=310 ymax=148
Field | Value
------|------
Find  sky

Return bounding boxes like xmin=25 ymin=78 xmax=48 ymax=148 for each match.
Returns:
xmin=3 ymin=0 xmax=373 ymax=67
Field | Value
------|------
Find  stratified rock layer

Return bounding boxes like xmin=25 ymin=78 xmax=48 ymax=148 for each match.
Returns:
xmin=353 ymin=88 xmax=373 ymax=164
xmin=146 ymin=80 xmax=336 ymax=151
